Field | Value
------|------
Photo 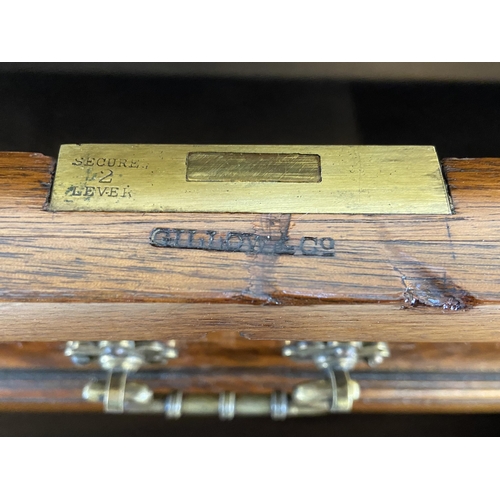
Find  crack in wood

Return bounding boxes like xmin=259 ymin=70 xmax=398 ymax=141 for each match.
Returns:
xmin=242 ymin=214 xmax=293 ymax=305
xmin=400 ymin=273 xmax=473 ymax=311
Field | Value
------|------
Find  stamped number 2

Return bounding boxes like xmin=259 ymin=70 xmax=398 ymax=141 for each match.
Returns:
xmin=98 ymin=169 xmax=114 ymax=183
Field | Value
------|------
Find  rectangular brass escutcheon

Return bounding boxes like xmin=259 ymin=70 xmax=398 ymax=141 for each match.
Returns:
xmin=49 ymin=144 xmax=452 ymax=214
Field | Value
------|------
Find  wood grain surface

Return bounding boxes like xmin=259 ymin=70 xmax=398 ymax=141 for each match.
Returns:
xmin=0 ymin=153 xmax=499 ymax=341
xmin=3 ymin=338 xmax=500 ymax=371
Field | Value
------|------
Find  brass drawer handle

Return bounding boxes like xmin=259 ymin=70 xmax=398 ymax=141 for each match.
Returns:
xmin=65 ymin=339 xmax=390 ymax=419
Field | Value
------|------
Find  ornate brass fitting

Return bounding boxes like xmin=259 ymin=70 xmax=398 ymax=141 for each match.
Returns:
xmin=282 ymin=341 xmax=391 ymax=412
xmin=65 ymin=340 xmax=177 ymax=413
xmin=66 ymin=340 xmax=389 ymax=419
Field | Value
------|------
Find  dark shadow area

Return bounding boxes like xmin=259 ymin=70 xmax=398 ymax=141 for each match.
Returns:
xmin=352 ymin=82 xmax=500 ymax=158
xmin=0 ymin=412 xmax=498 ymax=437
xmin=2 ymin=71 xmax=500 ymax=158
xmin=0 ymin=73 xmax=359 ymax=155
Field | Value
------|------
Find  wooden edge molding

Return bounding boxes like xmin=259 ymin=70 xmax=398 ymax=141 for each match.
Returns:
xmin=1 ymin=302 xmax=500 ymax=342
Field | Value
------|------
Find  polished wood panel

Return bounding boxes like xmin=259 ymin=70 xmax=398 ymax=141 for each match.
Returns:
xmin=0 ymin=153 xmax=500 ymax=341
xmin=4 ymin=339 xmax=500 ymax=371
xmin=2 ymin=302 xmax=500 ymax=341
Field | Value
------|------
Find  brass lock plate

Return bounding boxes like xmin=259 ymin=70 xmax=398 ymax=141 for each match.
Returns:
xmin=49 ymin=144 xmax=451 ymax=214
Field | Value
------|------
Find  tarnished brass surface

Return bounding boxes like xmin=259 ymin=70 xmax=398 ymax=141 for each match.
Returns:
xmin=186 ymin=152 xmax=321 ymax=182
xmin=50 ymin=144 xmax=451 ymax=214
